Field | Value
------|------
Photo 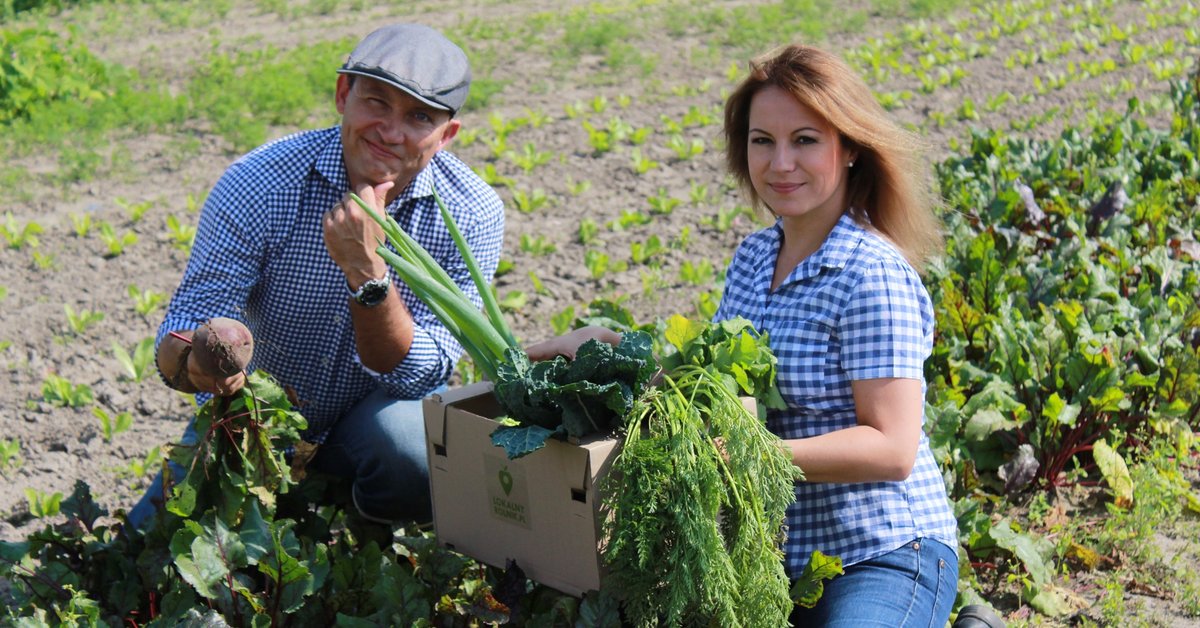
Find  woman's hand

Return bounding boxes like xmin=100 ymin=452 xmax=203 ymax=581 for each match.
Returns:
xmin=525 ymin=326 xmax=622 ymax=361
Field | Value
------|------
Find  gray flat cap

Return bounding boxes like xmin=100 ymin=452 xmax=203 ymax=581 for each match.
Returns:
xmin=338 ymin=23 xmax=471 ymax=115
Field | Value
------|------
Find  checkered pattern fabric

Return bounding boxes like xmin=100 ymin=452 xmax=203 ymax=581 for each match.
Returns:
xmin=714 ymin=213 xmax=958 ymax=577
xmin=158 ymin=126 xmax=504 ymax=443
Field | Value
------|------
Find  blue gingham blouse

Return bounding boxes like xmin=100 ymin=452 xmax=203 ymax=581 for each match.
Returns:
xmin=714 ymin=213 xmax=958 ymax=577
xmin=157 ymin=126 xmax=504 ymax=443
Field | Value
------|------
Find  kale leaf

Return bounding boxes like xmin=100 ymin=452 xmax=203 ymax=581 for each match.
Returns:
xmin=491 ymin=331 xmax=655 ymax=459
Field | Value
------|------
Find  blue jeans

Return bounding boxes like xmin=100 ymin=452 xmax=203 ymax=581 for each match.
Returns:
xmin=790 ymin=539 xmax=958 ymax=628
xmin=127 ymin=386 xmax=435 ymax=529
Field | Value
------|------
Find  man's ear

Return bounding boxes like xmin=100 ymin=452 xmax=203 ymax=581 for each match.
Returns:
xmin=335 ymin=74 xmax=352 ymax=115
xmin=439 ymin=119 xmax=461 ymax=148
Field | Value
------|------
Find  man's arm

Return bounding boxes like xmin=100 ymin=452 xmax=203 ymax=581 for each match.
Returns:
xmin=323 ymin=181 xmax=415 ymax=373
xmin=155 ymin=164 xmax=264 ymax=397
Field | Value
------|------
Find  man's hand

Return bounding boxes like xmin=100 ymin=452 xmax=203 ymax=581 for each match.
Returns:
xmin=323 ymin=181 xmax=396 ymax=288
xmin=157 ymin=329 xmax=247 ymax=396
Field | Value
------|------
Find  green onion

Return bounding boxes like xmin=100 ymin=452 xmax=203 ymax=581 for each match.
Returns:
xmin=350 ymin=185 xmax=517 ymax=381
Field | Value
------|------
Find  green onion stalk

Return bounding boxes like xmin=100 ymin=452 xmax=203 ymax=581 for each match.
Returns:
xmin=350 ymin=185 xmax=518 ymax=381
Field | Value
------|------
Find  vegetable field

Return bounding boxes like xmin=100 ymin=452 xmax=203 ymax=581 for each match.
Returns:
xmin=1 ymin=0 xmax=1198 ymax=625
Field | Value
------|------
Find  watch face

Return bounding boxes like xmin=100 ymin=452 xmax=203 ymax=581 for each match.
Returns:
xmin=356 ymin=278 xmax=390 ymax=307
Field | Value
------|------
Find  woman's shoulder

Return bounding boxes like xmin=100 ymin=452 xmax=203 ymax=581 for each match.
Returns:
xmin=733 ymin=223 xmax=780 ymax=256
xmin=842 ymin=219 xmax=918 ymax=277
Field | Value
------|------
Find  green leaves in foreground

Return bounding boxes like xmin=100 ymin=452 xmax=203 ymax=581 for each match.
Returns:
xmin=1 ymin=370 xmax=598 ymax=625
xmin=491 ymin=331 xmax=656 ymax=458
xmin=659 ymin=314 xmax=787 ymax=413
xmin=602 ymin=366 xmax=798 ymax=628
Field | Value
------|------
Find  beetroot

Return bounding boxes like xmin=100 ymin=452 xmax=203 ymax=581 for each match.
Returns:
xmin=192 ymin=317 xmax=254 ymax=377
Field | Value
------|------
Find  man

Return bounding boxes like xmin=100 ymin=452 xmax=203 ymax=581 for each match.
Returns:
xmin=135 ymin=23 xmax=504 ymax=527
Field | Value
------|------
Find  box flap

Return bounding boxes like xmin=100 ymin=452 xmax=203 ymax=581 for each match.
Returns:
xmin=424 ymin=381 xmax=494 ymax=451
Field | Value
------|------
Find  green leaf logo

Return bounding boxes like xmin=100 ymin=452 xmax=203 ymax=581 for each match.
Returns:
xmin=498 ymin=466 xmax=513 ymax=496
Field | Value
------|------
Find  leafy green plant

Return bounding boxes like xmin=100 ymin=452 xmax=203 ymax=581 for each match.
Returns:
xmin=115 ymin=197 xmax=153 ymax=223
xmin=63 ymin=304 xmax=104 ymax=336
xmin=3 ymin=372 xmax=613 ymax=625
xmin=518 ymin=233 xmax=556 ymax=256
xmin=0 ymin=27 xmax=116 ymax=125
xmin=114 ymin=445 xmax=162 ymax=488
xmin=512 ymin=187 xmax=549 ymax=213
xmin=585 ymin=249 xmax=615 ymax=280
xmin=3 ymin=211 xmax=42 ymax=250
xmin=665 ymin=134 xmax=704 ymax=160
xmin=111 ymin=337 xmax=155 ymax=382
xmin=166 ymin=214 xmax=196 ymax=252
xmin=523 ymin=106 xmax=551 ymax=127
xmin=0 ymin=438 xmax=21 ymax=474
xmin=603 ymin=318 xmax=796 ymax=626
xmin=566 ymin=176 xmax=592 ymax=196
xmin=551 ymin=305 xmax=576 ymax=336
xmin=185 ymin=192 xmax=206 ymax=213
xmin=40 ymin=373 xmax=94 ymax=408
xmin=629 ymin=234 xmax=665 ymax=265
xmin=582 ymin=120 xmax=613 ymax=154
xmin=630 ymin=148 xmax=659 ymax=175
xmin=92 ymin=406 xmax=133 ymax=443
xmin=648 ymin=189 xmax=681 ymax=215
xmin=578 ymin=218 xmax=599 ymax=244
xmin=30 ymin=250 xmax=56 ymax=271
xmin=128 ymin=284 xmax=167 ymax=317
xmin=702 ymin=205 xmax=750 ymax=233
xmin=671 ymin=226 xmax=693 ymax=251
xmin=476 ymin=163 xmax=515 ymax=188
xmin=679 ymin=259 xmax=716 ymax=286
xmin=96 ymin=221 xmax=137 ymax=257
xmin=614 ymin=208 xmax=653 ymax=229
xmin=527 ymin=270 xmax=549 ymax=295
xmin=23 ymin=488 xmax=63 ymax=519
xmin=506 ymin=142 xmax=553 ymax=173
xmin=497 ymin=289 xmax=527 ymax=313
xmin=70 ymin=212 xmax=93 ymax=237
xmin=490 ymin=332 xmax=656 ymax=459
xmin=694 ymin=289 xmax=721 ymax=320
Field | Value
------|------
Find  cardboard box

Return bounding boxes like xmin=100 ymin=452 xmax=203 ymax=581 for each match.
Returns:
xmin=423 ymin=381 xmax=621 ymax=597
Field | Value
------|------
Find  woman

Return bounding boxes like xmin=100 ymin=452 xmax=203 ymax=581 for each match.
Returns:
xmin=531 ymin=44 xmax=961 ymax=627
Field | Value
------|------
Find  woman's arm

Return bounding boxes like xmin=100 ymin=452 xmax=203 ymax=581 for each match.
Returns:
xmin=525 ymin=326 xmax=623 ymax=361
xmin=783 ymin=377 xmax=922 ymax=483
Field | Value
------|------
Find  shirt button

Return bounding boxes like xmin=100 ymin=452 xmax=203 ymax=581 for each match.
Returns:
xmin=912 ymin=542 xmax=921 ymax=550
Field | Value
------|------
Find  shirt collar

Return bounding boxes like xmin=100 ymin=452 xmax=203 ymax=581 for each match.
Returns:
xmin=771 ymin=212 xmax=864 ymax=284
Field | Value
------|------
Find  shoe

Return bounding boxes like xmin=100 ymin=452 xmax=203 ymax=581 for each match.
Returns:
xmin=952 ymin=604 xmax=1005 ymax=628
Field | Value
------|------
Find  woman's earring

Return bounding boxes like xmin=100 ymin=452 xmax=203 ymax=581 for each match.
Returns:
xmin=848 ymin=161 xmax=855 ymax=168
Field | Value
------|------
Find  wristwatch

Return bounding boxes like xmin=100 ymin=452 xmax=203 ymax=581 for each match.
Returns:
xmin=348 ymin=277 xmax=390 ymax=307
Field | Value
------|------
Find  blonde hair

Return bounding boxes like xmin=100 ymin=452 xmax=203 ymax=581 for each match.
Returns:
xmin=723 ymin=44 xmax=943 ymax=271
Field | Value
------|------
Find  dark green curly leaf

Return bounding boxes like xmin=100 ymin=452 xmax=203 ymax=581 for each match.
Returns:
xmin=491 ymin=424 xmax=560 ymax=459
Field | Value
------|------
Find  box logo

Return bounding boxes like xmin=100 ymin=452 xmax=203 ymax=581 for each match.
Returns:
xmin=485 ymin=455 xmax=531 ymax=529
xmin=499 ymin=465 xmax=513 ymax=496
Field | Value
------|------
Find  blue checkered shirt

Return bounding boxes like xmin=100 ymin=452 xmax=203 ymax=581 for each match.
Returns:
xmin=157 ymin=126 xmax=504 ymax=443
xmin=714 ymin=213 xmax=958 ymax=577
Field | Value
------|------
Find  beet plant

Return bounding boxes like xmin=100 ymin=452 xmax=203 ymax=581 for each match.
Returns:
xmin=2 ymin=372 xmax=599 ymax=625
